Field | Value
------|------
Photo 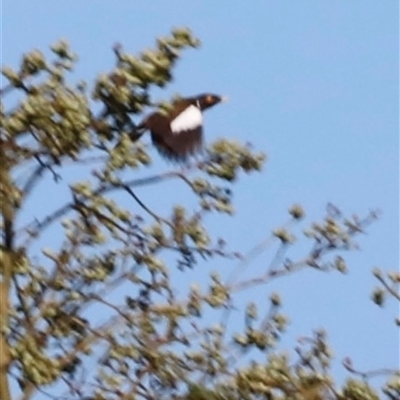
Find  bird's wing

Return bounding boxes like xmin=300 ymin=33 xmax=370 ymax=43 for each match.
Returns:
xmin=170 ymin=105 xmax=203 ymax=135
xmin=152 ymin=125 xmax=203 ymax=162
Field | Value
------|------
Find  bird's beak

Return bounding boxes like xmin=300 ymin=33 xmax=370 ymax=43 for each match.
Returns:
xmin=220 ymin=96 xmax=229 ymax=103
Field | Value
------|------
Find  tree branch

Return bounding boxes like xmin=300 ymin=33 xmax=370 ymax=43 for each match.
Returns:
xmin=21 ymin=169 xmax=186 ymax=245
xmin=121 ymin=184 xmax=172 ymax=226
xmin=374 ymin=273 xmax=400 ymax=302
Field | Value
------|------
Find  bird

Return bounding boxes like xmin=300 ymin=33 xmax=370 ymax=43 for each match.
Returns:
xmin=133 ymin=93 xmax=227 ymax=162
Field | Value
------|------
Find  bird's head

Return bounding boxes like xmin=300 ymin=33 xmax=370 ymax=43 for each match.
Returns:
xmin=193 ymin=93 xmax=228 ymax=110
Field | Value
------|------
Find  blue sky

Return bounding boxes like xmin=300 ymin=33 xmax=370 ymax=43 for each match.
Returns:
xmin=2 ymin=0 xmax=399 ymax=396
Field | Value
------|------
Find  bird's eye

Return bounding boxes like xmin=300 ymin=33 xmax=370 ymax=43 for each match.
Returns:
xmin=206 ymin=95 xmax=214 ymax=104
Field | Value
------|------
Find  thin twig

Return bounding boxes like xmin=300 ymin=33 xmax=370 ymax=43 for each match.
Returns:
xmin=226 ymin=218 xmax=294 ymax=286
xmin=343 ymin=357 xmax=398 ymax=380
xmin=374 ymin=274 xmax=400 ymax=301
xmin=122 ymin=184 xmax=173 ymax=226
xmin=22 ymin=164 xmax=47 ymax=197
xmin=32 ymin=154 xmax=61 ymax=182
xmin=20 ymin=170 xmax=184 ymax=245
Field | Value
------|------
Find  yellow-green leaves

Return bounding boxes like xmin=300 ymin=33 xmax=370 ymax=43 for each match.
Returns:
xmin=342 ymin=379 xmax=379 ymax=400
xmin=21 ymin=50 xmax=47 ymax=75
xmin=206 ymin=139 xmax=266 ymax=181
xmin=51 ymin=40 xmax=77 ymax=60
xmin=1 ymin=66 xmax=22 ymax=86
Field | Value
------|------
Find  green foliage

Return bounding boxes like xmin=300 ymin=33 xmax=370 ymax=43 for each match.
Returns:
xmin=0 ymin=28 xmax=398 ymax=400
xmin=341 ymin=379 xmax=379 ymax=400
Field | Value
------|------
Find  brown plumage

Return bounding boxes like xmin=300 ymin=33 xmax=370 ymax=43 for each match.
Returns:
xmin=135 ymin=94 xmax=227 ymax=161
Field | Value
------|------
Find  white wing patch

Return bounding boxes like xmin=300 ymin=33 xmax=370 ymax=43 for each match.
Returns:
xmin=170 ymin=105 xmax=203 ymax=135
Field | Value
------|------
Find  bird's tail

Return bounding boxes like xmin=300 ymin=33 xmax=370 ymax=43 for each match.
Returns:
xmin=129 ymin=122 xmax=148 ymax=142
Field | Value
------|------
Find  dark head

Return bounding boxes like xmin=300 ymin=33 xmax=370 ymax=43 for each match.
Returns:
xmin=191 ymin=93 xmax=228 ymax=111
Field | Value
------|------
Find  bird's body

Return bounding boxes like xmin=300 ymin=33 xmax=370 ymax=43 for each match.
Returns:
xmin=136 ymin=94 xmax=226 ymax=161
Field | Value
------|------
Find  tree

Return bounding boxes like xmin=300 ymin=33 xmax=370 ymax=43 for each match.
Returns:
xmin=0 ymin=28 xmax=398 ymax=400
